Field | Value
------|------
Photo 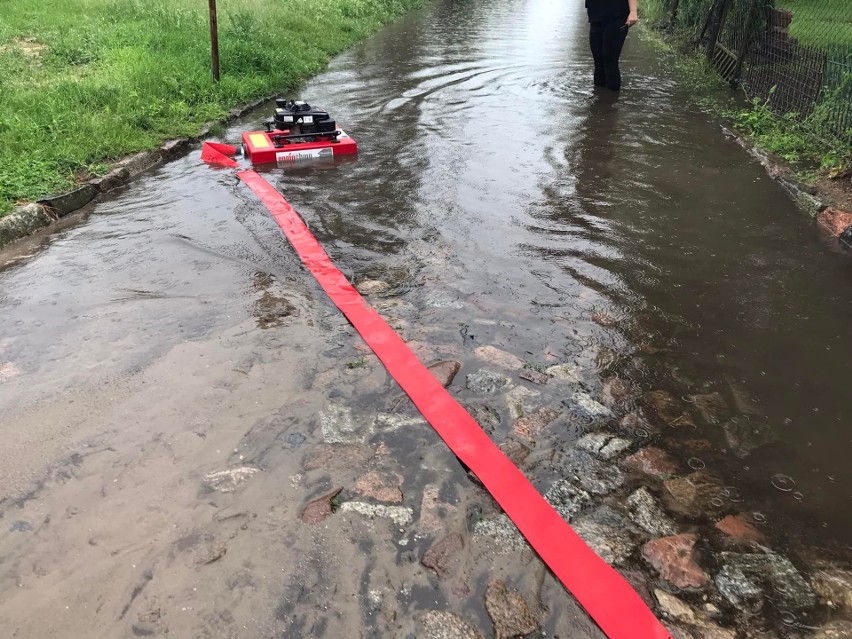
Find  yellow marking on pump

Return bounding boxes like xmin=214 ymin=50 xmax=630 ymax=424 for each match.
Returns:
xmin=249 ymin=133 xmax=270 ymax=148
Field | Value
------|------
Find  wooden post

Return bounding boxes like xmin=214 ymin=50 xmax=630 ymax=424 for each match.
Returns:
xmin=731 ymin=0 xmax=759 ymax=86
xmin=705 ymin=0 xmax=731 ymax=62
xmin=208 ymin=0 xmax=220 ymax=82
xmin=669 ymin=0 xmax=681 ymax=30
xmin=691 ymin=0 xmax=720 ymax=51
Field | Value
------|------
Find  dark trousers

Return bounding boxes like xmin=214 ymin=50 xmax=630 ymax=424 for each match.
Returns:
xmin=589 ymin=18 xmax=629 ymax=91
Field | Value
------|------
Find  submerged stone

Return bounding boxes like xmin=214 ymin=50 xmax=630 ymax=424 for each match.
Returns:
xmin=575 ymin=432 xmax=632 ymax=460
xmin=714 ymin=514 xmax=766 ymax=544
xmin=421 ymin=611 xmax=484 ymax=639
xmin=544 ymin=478 xmax=592 ymax=522
xmin=466 ymin=369 xmax=512 ymax=394
xmin=664 ymin=471 xmax=726 ymax=516
xmin=722 ymin=418 xmax=779 ymax=458
xmin=355 ymin=279 xmax=390 ymax=295
xmin=545 ymin=363 xmax=582 ymax=383
xmin=339 ymin=501 xmax=413 ymax=527
xmin=428 ymin=360 xmax=462 ymax=387
xmin=811 ymin=564 xmax=852 ymax=612
xmin=472 ymin=514 xmax=528 ymax=554
xmin=464 ymin=403 xmax=502 ymax=434
xmin=645 ymin=390 xmax=695 ymax=428
xmin=498 ymin=440 xmax=530 ymax=466
xmin=690 ymin=392 xmax=728 ymax=424
xmin=567 ymin=391 xmax=613 ymax=420
xmin=353 ymin=470 xmax=404 ymax=503
xmin=505 ymin=385 xmax=540 ymax=420
xmin=623 ymin=447 xmax=679 ymax=479
xmin=558 ymin=449 xmax=625 ymax=495
xmin=602 ymin=376 xmax=635 ymax=407
xmin=421 ymin=533 xmax=464 ymax=576
xmin=627 ymin=487 xmax=678 ymax=537
xmin=484 ymin=579 xmax=539 ymax=639
xmin=518 ymin=368 xmax=549 ymax=385
xmin=715 ymin=551 xmax=816 ymax=613
xmin=513 ymin=407 xmax=561 ymax=438
xmin=203 ymin=466 xmax=259 ymax=493
xmin=642 ymin=533 xmax=708 ymax=590
xmin=320 ymin=403 xmax=368 ymax=444
xmin=474 ymin=345 xmax=524 ymax=370
xmin=654 ymin=589 xmax=697 ymax=624
xmin=572 ymin=506 xmax=639 ymax=566
xmin=300 ymin=487 xmax=342 ymax=524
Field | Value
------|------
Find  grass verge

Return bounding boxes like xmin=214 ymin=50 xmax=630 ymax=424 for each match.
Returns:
xmin=638 ymin=24 xmax=852 ymax=181
xmin=0 ymin=0 xmax=422 ymax=216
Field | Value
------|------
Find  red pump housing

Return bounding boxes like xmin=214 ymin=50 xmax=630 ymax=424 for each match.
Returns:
xmin=241 ymin=128 xmax=357 ymax=166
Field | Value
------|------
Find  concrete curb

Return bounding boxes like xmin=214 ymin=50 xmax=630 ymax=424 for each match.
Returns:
xmin=0 ymin=95 xmax=272 ymax=250
xmin=724 ymin=127 xmax=852 ymax=250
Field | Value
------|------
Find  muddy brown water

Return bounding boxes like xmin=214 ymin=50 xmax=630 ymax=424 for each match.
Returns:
xmin=1 ymin=0 xmax=851 ymax=637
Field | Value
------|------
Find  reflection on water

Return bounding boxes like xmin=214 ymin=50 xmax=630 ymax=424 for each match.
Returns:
xmin=0 ymin=0 xmax=850 ymax=627
xmin=282 ymin=0 xmax=852 ymax=551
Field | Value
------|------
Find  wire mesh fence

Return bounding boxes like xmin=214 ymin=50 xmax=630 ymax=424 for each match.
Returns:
xmin=650 ymin=0 xmax=852 ymax=142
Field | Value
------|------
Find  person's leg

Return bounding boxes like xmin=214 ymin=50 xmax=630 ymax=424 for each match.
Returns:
xmin=601 ymin=18 xmax=629 ymax=91
xmin=589 ymin=22 xmax=606 ymax=87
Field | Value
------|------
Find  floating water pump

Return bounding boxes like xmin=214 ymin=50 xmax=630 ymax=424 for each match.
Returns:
xmin=201 ymin=98 xmax=357 ymax=168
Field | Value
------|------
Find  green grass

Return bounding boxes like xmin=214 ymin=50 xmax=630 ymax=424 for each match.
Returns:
xmin=0 ymin=0 xmax=421 ymax=216
xmin=778 ymin=0 xmax=852 ymax=50
xmin=640 ymin=27 xmax=852 ymax=175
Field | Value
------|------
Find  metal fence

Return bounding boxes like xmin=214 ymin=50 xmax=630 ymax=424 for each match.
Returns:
xmin=661 ymin=0 xmax=852 ymax=141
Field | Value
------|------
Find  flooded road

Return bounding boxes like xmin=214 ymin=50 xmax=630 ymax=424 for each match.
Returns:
xmin=1 ymin=0 xmax=851 ymax=637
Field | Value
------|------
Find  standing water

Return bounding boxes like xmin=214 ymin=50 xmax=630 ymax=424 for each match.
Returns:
xmin=0 ymin=0 xmax=850 ymax=636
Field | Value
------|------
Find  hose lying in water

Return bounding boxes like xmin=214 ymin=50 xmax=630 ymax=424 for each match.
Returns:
xmin=234 ymin=167 xmax=673 ymax=639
